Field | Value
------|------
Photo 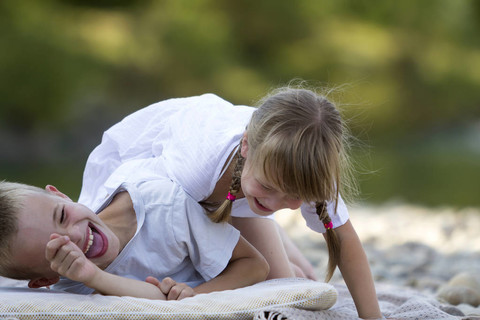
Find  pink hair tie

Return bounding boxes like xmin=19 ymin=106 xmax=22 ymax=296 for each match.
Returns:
xmin=226 ymin=192 xmax=236 ymax=201
xmin=324 ymin=221 xmax=333 ymax=230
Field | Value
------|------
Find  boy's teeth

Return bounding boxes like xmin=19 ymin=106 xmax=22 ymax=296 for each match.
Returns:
xmin=84 ymin=227 xmax=94 ymax=254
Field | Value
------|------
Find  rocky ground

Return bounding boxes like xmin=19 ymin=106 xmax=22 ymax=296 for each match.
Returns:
xmin=276 ymin=202 xmax=480 ymax=315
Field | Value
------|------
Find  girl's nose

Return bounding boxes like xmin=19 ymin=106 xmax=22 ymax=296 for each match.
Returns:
xmin=285 ymin=198 xmax=303 ymax=210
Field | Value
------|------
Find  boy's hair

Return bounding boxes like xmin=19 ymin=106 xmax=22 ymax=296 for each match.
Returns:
xmin=0 ymin=181 xmax=47 ymax=279
xmin=209 ymin=86 xmax=357 ymax=282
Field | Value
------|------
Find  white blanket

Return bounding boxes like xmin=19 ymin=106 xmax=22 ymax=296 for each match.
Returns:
xmin=0 ymin=278 xmax=336 ymax=320
xmin=1 ymin=278 xmax=478 ymax=320
xmin=255 ymin=283 xmax=479 ymax=320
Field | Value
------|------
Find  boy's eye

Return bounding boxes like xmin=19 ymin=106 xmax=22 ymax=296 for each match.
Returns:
xmin=60 ymin=208 xmax=65 ymax=223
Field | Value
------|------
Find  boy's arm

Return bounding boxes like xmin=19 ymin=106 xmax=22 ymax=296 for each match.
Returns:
xmin=333 ymin=221 xmax=382 ymax=319
xmin=190 ymin=235 xmax=269 ymax=294
xmin=86 ymin=269 xmax=170 ymax=299
xmin=47 ymin=235 xmax=167 ymax=300
xmin=147 ymin=235 xmax=269 ymax=296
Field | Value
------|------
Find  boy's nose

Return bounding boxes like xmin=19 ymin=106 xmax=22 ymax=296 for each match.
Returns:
xmin=66 ymin=226 xmax=84 ymax=248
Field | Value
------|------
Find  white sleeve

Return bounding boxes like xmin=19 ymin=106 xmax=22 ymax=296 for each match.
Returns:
xmin=171 ymin=187 xmax=241 ymax=281
xmin=79 ymin=98 xmax=176 ymax=206
xmin=80 ymin=94 xmax=255 ymax=207
xmin=158 ymin=94 xmax=254 ymax=202
xmin=300 ymin=194 xmax=350 ymax=233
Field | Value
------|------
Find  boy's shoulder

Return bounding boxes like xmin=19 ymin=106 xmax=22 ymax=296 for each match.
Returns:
xmin=130 ymin=178 xmax=183 ymax=206
xmin=101 ymin=157 xmax=180 ymax=202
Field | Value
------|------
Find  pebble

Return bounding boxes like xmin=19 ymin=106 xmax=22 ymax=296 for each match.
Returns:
xmin=436 ymin=273 xmax=480 ymax=307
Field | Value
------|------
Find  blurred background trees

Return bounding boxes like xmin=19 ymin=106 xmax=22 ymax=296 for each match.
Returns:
xmin=1 ymin=0 xmax=479 ymax=207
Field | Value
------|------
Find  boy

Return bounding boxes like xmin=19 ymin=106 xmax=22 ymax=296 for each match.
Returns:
xmin=0 ymin=161 xmax=269 ymax=299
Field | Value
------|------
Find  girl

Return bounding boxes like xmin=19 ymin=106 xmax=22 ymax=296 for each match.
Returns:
xmin=79 ymin=86 xmax=382 ymax=318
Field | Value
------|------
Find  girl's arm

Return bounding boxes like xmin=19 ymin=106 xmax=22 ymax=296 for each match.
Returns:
xmin=333 ymin=220 xmax=382 ymax=319
xmin=275 ymin=221 xmax=317 ymax=280
xmin=192 ymin=235 xmax=269 ymax=294
xmin=231 ymin=217 xmax=296 ymax=279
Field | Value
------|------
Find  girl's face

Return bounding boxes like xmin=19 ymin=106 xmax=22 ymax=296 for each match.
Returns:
xmin=10 ymin=187 xmax=120 ymax=282
xmin=240 ymin=135 xmax=303 ymax=216
xmin=240 ymin=158 xmax=303 ymax=216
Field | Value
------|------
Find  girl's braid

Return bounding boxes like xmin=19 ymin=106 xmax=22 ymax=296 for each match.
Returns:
xmin=316 ymin=201 xmax=329 ymax=222
xmin=208 ymin=144 xmax=245 ymax=223
xmin=229 ymin=147 xmax=245 ymax=197
xmin=316 ymin=201 xmax=340 ymax=282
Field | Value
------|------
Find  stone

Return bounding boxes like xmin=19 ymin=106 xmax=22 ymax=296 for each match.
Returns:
xmin=437 ymin=285 xmax=480 ymax=307
xmin=448 ymin=272 xmax=480 ymax=292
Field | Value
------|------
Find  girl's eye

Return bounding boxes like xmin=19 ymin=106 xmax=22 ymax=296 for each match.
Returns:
xmin=261 ymin=184 xmax=272 ymax=191
xmin=60 ymin=208 xmax=65 ymax=223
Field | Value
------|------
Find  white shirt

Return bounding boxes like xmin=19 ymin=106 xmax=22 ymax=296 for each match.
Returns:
xmin=55 ymin=163 xmax=240 ymax=294
xmin=79 ymin=94 xmax=349 ymax=233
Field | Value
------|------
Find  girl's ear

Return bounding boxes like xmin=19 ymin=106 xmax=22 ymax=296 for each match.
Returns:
xmin=241 ymin=132 xmax=249 ymax=158
xmin=45 ymin=185 xmax=72 ymax=201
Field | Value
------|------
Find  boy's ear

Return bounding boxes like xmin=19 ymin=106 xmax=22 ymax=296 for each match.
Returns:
xmin=28 ymin=276 xmax=60 ymax=289
xmin=45 ymin=185 xmax=72 ymax=201
xmin=240 ymin=132 xmax=249 ymax=158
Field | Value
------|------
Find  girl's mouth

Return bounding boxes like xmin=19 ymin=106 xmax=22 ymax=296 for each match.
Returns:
xmin=255 ymin=198 xmax=272 ymax=212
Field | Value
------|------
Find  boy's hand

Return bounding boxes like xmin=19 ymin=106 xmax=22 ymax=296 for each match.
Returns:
xmin=46 ymin=233 xmax=99 ymax=285
xmin=145 ymin=276 xmax=195 ymax=300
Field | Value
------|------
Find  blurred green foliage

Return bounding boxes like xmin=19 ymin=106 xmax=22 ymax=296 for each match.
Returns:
xmin=1 ymin=0 xmax=479 ymax=207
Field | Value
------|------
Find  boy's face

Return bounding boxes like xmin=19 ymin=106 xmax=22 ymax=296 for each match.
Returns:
xmin=10 ymin=187 xmax=120 ymax=285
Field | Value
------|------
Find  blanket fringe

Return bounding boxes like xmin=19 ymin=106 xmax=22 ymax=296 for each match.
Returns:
xmin=254 ymin=310 xmax=289 ymax=320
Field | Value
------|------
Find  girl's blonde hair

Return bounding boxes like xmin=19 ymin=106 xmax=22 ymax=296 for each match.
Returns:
xmin=209 ymin=86 xmax=356 ymax=282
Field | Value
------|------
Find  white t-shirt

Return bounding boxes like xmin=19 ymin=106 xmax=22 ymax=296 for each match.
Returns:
xmin=79 ymin=94 xmax=349 ymax=233
xmin=55 ymin=163 xmax=240 ymax=294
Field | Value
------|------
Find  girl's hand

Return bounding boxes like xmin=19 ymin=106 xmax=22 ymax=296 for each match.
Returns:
xmin=46 ymin=233 xmax=99 ymax=285
xmin=145 ymin=276 xmax=196 ymax=300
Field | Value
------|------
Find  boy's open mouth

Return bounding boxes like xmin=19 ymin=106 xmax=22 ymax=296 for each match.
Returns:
xmin=83 ymin=224 xmax=108 ymax=259
xmin=84 ymin=227 xmax=93 ymax=254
